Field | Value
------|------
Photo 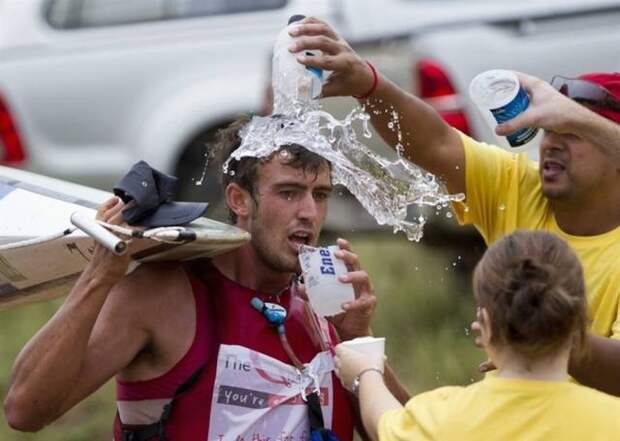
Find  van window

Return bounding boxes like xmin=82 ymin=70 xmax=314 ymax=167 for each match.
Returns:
xmin=46 ymin=0 xmax=287 ymax=29
xmin=182 ymin=0 xmax=287 ymax=17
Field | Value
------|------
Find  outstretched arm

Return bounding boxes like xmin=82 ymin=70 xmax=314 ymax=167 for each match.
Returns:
xmin=290 ymin=18 xmax=465 ymax=194
xmin=496 ymin=73 xmax=620 ymax=167
xmin=335 ymin=345 xmax=402 ymax=441
xmin=4 ymin=199 xmax=149 ymax=431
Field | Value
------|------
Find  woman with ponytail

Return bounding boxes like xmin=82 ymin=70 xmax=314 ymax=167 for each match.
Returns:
xmin=335 ymin=230 xmax=620 ymax=441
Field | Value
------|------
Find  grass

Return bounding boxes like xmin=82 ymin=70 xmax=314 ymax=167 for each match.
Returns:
xmin=352 ymin=236 xmax=485 ymax=393
xmin=0 ymin=300 xmax=116 ymax=441
xmin=0 ymin=233 xmax=485 ymax=440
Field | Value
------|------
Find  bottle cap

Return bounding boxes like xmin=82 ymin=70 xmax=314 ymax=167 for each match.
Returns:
xmin=288 ymin=14 xmax=305 ymax=25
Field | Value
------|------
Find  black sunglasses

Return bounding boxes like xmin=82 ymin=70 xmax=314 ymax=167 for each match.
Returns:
xmin=551 ymin=75 xmax=620 ymax=112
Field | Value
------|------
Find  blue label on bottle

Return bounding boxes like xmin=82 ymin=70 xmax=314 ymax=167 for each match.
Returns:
xmin=303 ymin=51 xmax=323 ymax=80
xmin=306 ymin=65 xmax=323 ymax=80
xmin=490 ymin=87 xmax=538 ymax=147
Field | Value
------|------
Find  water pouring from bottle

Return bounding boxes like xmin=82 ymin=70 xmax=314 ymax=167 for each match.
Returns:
xmin=225 ymin=15 xmax=463 ymax=241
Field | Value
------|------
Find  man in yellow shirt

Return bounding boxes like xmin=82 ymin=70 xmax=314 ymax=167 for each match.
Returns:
xmin=290 ymin=18 xmax=620 ymax=395
xmin=453 ymin=129 xmax=620 ymax=338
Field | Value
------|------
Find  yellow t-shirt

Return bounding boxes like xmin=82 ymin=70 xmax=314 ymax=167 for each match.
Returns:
xmin=452 ymin=133 xmax=620 ymax=338
xmin=379 ymin=377 xmax=620 ymax=441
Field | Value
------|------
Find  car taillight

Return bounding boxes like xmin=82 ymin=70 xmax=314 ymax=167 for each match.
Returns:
xmin=415 ymin=59 xmax=472 ymax=135
xmin=0 ymin=94 xmax=27 ymax=165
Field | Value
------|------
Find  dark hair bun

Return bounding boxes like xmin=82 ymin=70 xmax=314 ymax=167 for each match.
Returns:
xmin=506 ymin=257 xmax=553 ymax=344
xmin=473 ymin=230 xmax=587 ymax=358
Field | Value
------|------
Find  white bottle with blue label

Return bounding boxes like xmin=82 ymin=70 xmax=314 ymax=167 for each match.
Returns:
xmin=272 ymin=14 xmax=324 ymax=114
xmin=469 ymin=69 xmax=542 ymax=153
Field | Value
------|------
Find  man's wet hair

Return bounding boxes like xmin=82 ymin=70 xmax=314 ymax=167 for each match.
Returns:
xmin=214 ymin=115 xmax=331 ymax=223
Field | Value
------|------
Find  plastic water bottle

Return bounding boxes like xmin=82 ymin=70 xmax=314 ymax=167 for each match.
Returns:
xmin=469 ymin=69 xmax=540 ymax=153
xmin=272 ymin=14 xmax=323 ymax=114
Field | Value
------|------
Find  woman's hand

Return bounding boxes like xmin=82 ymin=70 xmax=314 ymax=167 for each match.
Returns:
xmin=334 ymin=344 xmax=384 ymax=391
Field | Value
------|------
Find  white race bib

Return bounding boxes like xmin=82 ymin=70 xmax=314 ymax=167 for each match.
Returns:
xmin=208 ymin=344 xmax=335 ymax=441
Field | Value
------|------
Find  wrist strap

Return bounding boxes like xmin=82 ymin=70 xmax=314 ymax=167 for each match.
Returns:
xmin=352 ymin=367 xmax=384 ymax=394
xmin=357 ymin=367 xmax=384 ymax=380
xmin=353 ymin=61 xmax=378 ymax=99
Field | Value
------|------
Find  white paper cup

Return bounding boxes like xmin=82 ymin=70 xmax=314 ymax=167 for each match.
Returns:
xmin=339 ymin=336 xmax=386 ymax=370
xmin=298 ymin=245 xmax=355 ymax=317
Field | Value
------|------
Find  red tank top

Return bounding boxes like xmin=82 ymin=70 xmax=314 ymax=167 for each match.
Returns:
xmin=114 ymin=264 xmax=355 ymax=440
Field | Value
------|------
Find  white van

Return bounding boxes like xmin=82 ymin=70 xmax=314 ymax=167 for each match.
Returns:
xmin=1 ymin=0 xmax=618 ymax=228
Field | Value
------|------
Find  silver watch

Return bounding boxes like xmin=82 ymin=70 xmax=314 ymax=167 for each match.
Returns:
xmin=351 ymin=367 xmax=384 ymax=395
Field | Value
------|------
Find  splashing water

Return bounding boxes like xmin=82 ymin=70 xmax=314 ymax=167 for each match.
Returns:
xmin=225 ymin=50 xmax=462 ymax=241
xmin=194 ymin=146 xmax=216 ymax=187
xmin=225 ymin=102 xmax=463 ymax=241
